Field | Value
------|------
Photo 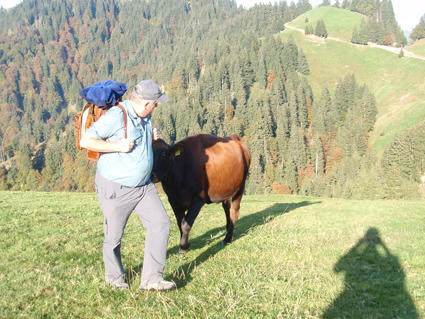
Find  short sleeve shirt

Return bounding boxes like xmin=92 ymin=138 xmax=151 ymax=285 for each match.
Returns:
xmin=86 ymin=99 xmax=153 ymax=187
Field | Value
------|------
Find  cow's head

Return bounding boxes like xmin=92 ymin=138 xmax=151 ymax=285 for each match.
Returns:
xmin=151 ymin=139 xmax=184 ymax=182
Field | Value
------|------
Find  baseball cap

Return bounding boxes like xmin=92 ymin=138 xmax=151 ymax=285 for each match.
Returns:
xmin=133 ymin=80 xmax=168 ymax=103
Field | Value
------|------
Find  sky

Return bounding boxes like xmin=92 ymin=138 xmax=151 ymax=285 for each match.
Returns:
xmin=0 ymin=0 xmax=424 ymax=31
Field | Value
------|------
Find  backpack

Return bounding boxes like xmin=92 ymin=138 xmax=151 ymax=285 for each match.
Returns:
xmin=75 ymin=81 xmax=128 ymax=161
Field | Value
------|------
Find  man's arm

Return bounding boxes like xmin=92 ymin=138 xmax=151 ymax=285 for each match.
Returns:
xmin=80 ymin=134 xmax=134 ymax=153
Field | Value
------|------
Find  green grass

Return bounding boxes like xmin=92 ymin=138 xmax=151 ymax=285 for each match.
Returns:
xmin=407 ymin=39 xmax=425 ymax=56
xmin=278 ymin=27 xmax=425 ymax=154
xmin=289 ymin=6 xmax=364 ymax=42
xmin=1 ymin=191 xmax=424 ymax=318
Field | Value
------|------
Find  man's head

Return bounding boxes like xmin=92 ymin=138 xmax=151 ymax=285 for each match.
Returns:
xmin=130 ymin=80 xmax=168 ymax=117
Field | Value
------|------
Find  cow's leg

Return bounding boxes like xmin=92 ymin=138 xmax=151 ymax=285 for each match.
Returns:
xmin=174 ymin=210 xmax=185 ymax=244
xmin=180 ymin=198 xmax=204 ymax=253
xmin=223 ymin=187 xmax=244 ymax=244
xmin=168 ymin=199 xmax=186 ymax=252
xmin=222 ymin=199 xmax=232 ymax=244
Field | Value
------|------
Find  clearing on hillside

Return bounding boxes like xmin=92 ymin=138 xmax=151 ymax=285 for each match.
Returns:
xmin=280 ymin=12 xmax=425 ymax=153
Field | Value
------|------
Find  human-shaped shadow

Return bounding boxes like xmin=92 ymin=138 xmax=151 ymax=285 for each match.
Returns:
xmin=164 ymin=200 xmax=319 ymax=288
xmin=322 ymin=228 xmax=418 ymax=318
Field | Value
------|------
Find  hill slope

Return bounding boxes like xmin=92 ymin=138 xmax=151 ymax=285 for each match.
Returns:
xmin=407 ymin=38 xmax=425 ymax=56
xmin=1 ymin=191 xmax=424 ymax=317
xmin=283 ymin=7 xmax=425 ymax=153
xmin=290 ymin=6 xmax=364 ymax=42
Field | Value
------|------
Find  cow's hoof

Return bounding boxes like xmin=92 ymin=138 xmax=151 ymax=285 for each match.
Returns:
xmin=178 ymin=248 xmax=188 ymax=254
xmin=222 ymin=239 xmax=231 ymax=246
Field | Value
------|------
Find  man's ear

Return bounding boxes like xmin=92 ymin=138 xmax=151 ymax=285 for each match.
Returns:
xmin=169 ymin=144 xmax=184 ymax=158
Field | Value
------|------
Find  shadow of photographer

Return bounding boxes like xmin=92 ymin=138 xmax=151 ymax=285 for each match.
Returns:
xmin=322 ymin=227 xmax=418 ymax=318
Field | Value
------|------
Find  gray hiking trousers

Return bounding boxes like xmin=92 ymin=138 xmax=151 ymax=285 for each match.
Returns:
xmin=95 ymin=171 xmax=170 ymax=287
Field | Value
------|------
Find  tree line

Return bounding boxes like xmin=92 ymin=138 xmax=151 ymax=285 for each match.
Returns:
xmin=0 ymin=0 xmax=422 ymax=199
xmin=315 ymin=0 xmax=407 ymax=46
xmin=410 ymin=14 xmax=425 ymax=42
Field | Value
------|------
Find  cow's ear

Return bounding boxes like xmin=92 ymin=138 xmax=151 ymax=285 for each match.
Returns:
xmin=170 ymin=144 xmax=184 ymax=158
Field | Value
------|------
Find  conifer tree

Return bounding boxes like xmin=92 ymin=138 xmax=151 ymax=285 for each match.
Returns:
xmin=297 ymin=84 xmax=309 ymax=129
xmin=359 ymin=18 xmax=369 ymax=44
xmin=410 ymin=15 xmax=425 ymax=41
xmin=315 ymin=19 xmax=328 ymax=38
xmin=257 ymin=52 xmax=267 ymax=90
xmin=351 ymin=27 xmax=360 ymax=44
xmin=284 ymin=159 xmax=298 ymax=193
xmin=297 ymin=49 xmax=310 ymax=75
xmin=311 ymin=135 xmax=325 ymax=175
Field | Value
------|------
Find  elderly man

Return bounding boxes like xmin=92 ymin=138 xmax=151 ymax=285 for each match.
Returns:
xmin=80 ymin=80 xmax=176 ymax=291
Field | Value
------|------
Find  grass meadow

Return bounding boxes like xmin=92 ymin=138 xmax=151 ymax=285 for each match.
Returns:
xmin=407 ymin=39 xmax=425 ymax=57
xmin=283 ymin=10 xmax=425 ymax=155
xmin=289 ymin=6 xmax=363 ymax=42
xmin=1 ymin=191 xmax=424 ymax=318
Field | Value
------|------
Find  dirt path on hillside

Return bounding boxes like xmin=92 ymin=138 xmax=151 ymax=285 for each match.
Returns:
xmin=284 ymin=23 xmax=425 ymax=61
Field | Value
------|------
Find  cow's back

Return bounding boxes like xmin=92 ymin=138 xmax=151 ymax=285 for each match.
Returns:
xmin=199 ymin=135 xmax=250 ymax=202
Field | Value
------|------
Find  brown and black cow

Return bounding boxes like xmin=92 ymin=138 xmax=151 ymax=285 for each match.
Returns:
xmin=152 ymin=134 xmax=251 ymax=253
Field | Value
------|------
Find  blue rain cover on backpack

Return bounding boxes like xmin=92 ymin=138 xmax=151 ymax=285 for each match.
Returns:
xmin=80 ymin=80 xmax=128 ymax=109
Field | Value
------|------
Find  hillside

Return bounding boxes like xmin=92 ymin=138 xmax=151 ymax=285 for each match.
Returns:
xmin=1 ymin=191 xmax=424 ymax=317
xmin=283 ymin=7 xmax=425 ymax=153
xmin=407 ymin=38 xmax=425 ymax=56
xmin=290 ymin=6 xmax=364 ymax=42
xmin=0 ymin=0 xmax=423 ymax=199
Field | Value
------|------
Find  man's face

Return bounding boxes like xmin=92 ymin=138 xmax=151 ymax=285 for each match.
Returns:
xmin=134 ymin=97 xmax=158 ymax=117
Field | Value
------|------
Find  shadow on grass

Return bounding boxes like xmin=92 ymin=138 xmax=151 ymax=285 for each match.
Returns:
xmin=164 ymin=200 xmax=319 ymax=288
xmin=322 ymin=227 xmax=418 ymax=318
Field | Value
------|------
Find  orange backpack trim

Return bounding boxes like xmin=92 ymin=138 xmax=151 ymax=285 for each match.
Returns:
xmin=75 ymin=102 xmax=128 ymax=161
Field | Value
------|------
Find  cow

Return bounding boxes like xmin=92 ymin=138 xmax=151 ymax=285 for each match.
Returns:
xmin=152 ymin=134 xmax=251 ymax=253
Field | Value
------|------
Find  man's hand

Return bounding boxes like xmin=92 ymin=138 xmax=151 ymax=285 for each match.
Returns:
xmin=117 ymin=138 xmax=135 ymax=152
xmin=153 ymin=128 xmax=160 ymax=141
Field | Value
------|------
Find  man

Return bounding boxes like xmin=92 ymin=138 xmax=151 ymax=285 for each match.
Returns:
xmin=80 ymin=80 xmax=176 ymax=291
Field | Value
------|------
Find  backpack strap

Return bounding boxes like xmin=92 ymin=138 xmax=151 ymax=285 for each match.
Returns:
xmin=117 ymin=104 xmax=128 ymax=138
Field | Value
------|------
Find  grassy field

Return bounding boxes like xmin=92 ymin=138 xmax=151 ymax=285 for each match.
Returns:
xmin=407 ymin=39 xmax=425 ymax=56
xmin=1 ymin=191 xmax=424 ymax=318
xmin=289 ymin=6 xmax=363 ymax=42
xmin=280 ymin=16 xmax=425 ymax=154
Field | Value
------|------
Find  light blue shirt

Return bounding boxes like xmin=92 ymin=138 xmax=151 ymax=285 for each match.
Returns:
xmin=86 ymin=99 xmax=153 ymax=187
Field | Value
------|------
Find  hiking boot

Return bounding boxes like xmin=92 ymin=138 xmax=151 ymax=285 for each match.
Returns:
xmin=106 ymin=280 xmax=129 ymax=289
xmin=140 ymin=280 xmax=177 ymax=291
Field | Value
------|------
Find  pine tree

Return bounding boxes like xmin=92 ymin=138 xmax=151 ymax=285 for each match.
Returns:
xmin=297 ymin=84 xmax=309 ymax=129
xmin=351 ymin=27 xmax=360 ymax=44
xmin=257 ymin=52 xmax=267 ymax=90
xmin=305 ymin=23 xmax=314 ymax=35
xmin=359 ymin=18 xmax=369 ymax=45
xmin=410 ymin=15 xmax=425 ymax=41
xmin=315 ymin=19 xmax=328 ymax=38
xmin=284 ymin=159 xmax=298 ymax=193
xmin=297 ymin=49 xmax=310 ymax=75
xmin=311 ymin=135 xmax=325 ymax=175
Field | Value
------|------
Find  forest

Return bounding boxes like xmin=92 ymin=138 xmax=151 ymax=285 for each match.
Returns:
xmin=0 ymin=0 xmax=423 ymax=199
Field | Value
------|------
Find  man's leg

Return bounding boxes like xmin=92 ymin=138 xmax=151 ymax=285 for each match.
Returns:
xmin=95 ymin=172 xmax=136 ymax=285
xmin=134 ymin=183 xmax=171 ymax=287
